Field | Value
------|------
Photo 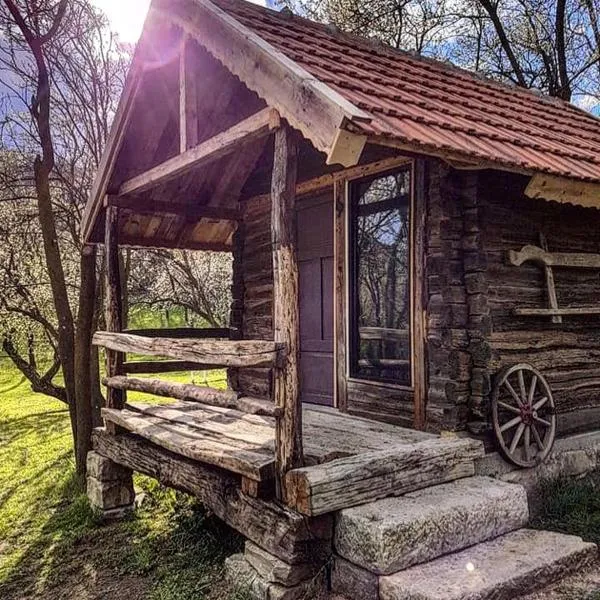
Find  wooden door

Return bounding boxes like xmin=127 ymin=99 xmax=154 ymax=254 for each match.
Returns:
xmin=297 ymin=192 xmax=334 ymax=406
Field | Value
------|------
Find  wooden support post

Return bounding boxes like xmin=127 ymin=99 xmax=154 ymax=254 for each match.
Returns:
xmin=271 ymin=125 xmax=303 ymax=501
xmin=104 ymin=203 xmax=125 ymax=413
xmin=333 ymin=179 xmax=348 ymax=412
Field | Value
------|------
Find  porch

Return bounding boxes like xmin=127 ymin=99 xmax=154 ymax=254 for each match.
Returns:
xmin=92 ymin=330 xmax=483 ymax=516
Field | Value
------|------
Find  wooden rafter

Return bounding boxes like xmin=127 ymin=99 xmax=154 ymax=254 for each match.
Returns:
xmin=152 ymin=0 xmax=370 ymax=165
xmin=179 ymin=34 xmax=199 ymax=153
xmin=117 ymin=236 xmax=232 ymax=252
xmin=118 ymin=107 xmax=281 ymax=197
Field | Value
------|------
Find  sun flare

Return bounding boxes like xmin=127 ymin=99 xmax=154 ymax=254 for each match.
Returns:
xmin=94 ymin=0 xmax=270 ymax=44
xmin=94 ymin=0 xmax=152 ymax=43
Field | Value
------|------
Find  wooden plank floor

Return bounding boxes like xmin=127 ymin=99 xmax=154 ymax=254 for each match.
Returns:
xmin=102 ymin=402 xmax=435 ymax=482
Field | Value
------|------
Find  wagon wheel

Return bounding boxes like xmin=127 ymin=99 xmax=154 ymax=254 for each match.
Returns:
xmin=492 ymin=363 xmax=556 ymax=468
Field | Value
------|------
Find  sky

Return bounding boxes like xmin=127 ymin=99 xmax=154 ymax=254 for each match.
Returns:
xmin=92 ymin=0 xmax=269 ymax=43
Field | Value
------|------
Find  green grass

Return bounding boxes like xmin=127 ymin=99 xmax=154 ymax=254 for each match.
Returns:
xmin=0 ymin=358 xmax=246 ymax=600
xmin=531 ymin=472 xmax=600 ymax=546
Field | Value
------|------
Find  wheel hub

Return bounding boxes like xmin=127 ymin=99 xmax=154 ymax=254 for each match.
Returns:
xmin=520 ymin=404 xmax=534 ymax=425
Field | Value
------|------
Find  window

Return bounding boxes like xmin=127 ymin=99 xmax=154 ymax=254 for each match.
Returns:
xmin=349 ymin=167 xmax=412 ymax=385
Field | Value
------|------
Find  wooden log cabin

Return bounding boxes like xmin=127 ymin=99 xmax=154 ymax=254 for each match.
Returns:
xmin=81 ymin=0 xmax=600 ymax=596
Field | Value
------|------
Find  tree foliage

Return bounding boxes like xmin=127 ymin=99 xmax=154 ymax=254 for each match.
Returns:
xmin=0 ymin=1 xmax=235 ymax=475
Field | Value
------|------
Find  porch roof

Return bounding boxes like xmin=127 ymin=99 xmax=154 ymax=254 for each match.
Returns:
xmin=210 ymin=0 xmax=600 ymax=183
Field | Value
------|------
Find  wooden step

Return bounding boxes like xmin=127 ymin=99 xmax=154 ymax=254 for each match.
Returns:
xmin=335 ymin=476 xmax=529 ymax=575
xmin=379 ymin=529 xmax=597 ymax=600
xmin=103 ymin=375 xmax=280 ymax=416
xmin=284 ymin=437 xmax=485 ymax=516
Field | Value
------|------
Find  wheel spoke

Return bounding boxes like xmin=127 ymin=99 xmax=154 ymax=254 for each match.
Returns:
xmin=518 ymin=370 xmax=527 ymax=404
xmin=504 ymin=380 xmax=524 ymax=407
xmin=509 ymin=423 xmax=526 ymax=454
xmin=533 ymin=415 xmax=552 ymax=428
xmin=531 ymin=424 xmax=545 ymax=451
xmin=500 ymin=415 xmax=522 ymax=433
xmin=527 ymin=375 xmax=538 ymax=406
xmin=524 ymin=426 xmax=532 ymax=462
xmin=498 ymin=401 xmax=521 ymax=415
xmin=533 ymin=396 xmax=548 ymax=411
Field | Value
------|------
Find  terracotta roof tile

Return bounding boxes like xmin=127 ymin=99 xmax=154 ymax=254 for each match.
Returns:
xmin=212 ymin=0 xmax=600 ymax=182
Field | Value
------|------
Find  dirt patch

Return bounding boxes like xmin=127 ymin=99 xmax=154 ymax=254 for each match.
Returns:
xmin=0 ymin=526 xmax=152 ymax=600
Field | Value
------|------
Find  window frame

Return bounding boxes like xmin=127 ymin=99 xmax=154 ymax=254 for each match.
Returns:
xmin=347 ymin=164 xmax=416 ymax=389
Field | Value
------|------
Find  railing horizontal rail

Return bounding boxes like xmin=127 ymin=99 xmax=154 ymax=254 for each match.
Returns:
xmin=93 ymin=331 xmax=286 ymax=368
xmin=123 ymin=327 xmax=233 ymax=339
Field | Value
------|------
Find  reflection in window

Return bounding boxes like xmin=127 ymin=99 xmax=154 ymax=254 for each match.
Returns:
xmin=350 ymin=168 xmax=411 ymax=385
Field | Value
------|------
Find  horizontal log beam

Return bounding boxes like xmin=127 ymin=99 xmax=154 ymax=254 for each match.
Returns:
xmin=118 ymin=107 xmax=280 ymax=197
xmin=123 ymin=360 xmax=215 ymax=374
xmin=103 ymin=376 xmax=279 ymax=416
xmin=514 ymin=307 xmax=600 ymax=317
xmin=123 ymin=327 xmax=231 ymax=339
xmin=107 ymin=197 xmax=242 ymax=222
xmin=118 ymin=236 xmax=232 ymax=252
xmin=91 ymin=428 xmax=333 ymax=564
xmin=284 ymin=438 xmax=484 ymax=516
xmin=525 ymin=173 xmax=600 ymax=208
xmin=92 ymin=331 xmax=286 ymax=368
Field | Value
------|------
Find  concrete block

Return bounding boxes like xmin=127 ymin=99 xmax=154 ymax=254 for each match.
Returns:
xmin=225 ymin=553 xmax=326 ymax=600
xmin=87 ymin=475 xmax=135 ymax=511
xmin=87 ymin=451 xmax=132 ymax=481
xmin=331 ymin=555 xmax=378 ymax=600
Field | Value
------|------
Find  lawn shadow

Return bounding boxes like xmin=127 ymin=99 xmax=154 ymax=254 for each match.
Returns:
xmin=0 ymin=474 xmax=244 ymax=600
xmin=0 ymin=472 xmax=138 ymax=600
xmin=0 ymin=410 xmax=70 ymax=447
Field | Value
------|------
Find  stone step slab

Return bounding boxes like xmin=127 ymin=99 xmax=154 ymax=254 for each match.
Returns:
xmin=225 ymin=553 xmax=326 ymax=600
xmin=379 ymin=529 xmax=597 ymax=600
xmin=335 ymin=476 xmax=529 ymax=574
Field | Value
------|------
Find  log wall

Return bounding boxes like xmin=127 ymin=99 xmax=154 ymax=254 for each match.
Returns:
xmin=424 ymin=161 xmax=480 ymax=431
xmin=231 ymin=159 xmax=484 ymax=432
xmin=233 ymin=194 xmax=274 ymax=399
xmin=229 ymin=160 xmax=600 ymax=436
xmin=479 ymin=170 xmax=600 ymax=436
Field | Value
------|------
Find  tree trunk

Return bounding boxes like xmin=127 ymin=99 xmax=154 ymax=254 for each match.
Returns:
xmin=74 ymin=245 xmax=97 ymax=478
xmin=555 ymin=0 xmax=571 ymax=101
xmin=477 ymin=0 xmax=527 ymax=87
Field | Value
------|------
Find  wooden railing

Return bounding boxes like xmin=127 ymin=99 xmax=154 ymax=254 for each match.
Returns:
xmin=93 ymin=330 xmax=286 ymax=419
xmin=99 ymin=119 xmax=302 ymax=502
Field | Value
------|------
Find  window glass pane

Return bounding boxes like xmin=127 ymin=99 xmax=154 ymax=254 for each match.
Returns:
xmin=350 ymin=169 xmax=411 ymax=385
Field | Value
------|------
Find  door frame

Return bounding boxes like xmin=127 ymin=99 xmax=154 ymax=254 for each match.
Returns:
xmin=333 ymin=157 xmax=427 ymax=429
